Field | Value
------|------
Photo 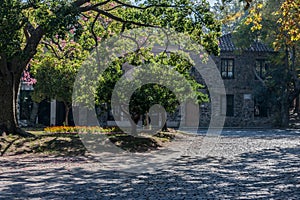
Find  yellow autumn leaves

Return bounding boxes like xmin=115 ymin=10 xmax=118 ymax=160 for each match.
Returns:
xmin=244 ymin=0 xmax=299 ymax=49
xmin=244 ymin=3 xmax=263 ymax=31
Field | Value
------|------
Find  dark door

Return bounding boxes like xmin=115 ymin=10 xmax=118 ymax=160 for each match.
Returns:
xmin=38 ymin=100 xmax=50 ymax=126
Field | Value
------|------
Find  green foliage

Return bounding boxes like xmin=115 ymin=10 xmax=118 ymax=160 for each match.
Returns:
xmin=211 ymin=0 xmax=247 ymax=34
xmin=31 ymin=0 xmax=81 ymax=37
xmin=117 ymin=0 xmax=221 ymax=55
xmin=0 ymin=0 xmax=222 ymax=134
xmin=0 ymin=0 xmax=24 ymax=58
xmin=31 ymin=36 xmax=88 ymax=104
xmin=273 ymin=0 xmax=300 ymax=49
xmin=29 ymin=0 xmax=220 ymax=109
xmin=239 ymin=0 xmax=300 ymax=49
xmin=96 ymin=50 xmax=208 ymax=122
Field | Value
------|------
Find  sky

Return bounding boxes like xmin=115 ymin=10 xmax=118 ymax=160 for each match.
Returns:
xmin=207 ymin=0 xmax=217 ymax=6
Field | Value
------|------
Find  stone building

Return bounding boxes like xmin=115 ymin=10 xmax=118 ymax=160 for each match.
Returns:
xmin=197 ymin=33 xmax=275 ymax=127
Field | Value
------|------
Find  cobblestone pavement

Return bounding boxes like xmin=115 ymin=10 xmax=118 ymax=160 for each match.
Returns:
xmin=1 ymin=129 xmax=300 ymax=199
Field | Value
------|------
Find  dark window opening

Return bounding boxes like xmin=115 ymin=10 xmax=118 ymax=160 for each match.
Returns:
xmin=221 ymin=95 xmax=234 ymax=116
xmin=255 ymin=59 xmax=269 ymax=80
xmin=221 ymin=59 xmax=234 ymax=79
xmin=254 ymin=98 xmax=268 ymax=117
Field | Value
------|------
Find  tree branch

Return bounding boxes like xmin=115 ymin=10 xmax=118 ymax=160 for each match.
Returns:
xmin=79 ymin=0 xmax=111 ymax=12
xmin=50 ymin=37 xmax=63 ymax=51
xmin=91 ymin=0 xmax=112 ymax=9
xmin=90 ymin=7 xmax=159 ymax=28
xmin=72 ymin=0 xmax=91 ymax=8
xmin=21 ymin=26 xmax=44 ymax=69
xmin=110 ymin=0 xmax=182 ymax=10
xmin=91 ymin=12 xmax=101 ymax=47
xmin=253 ymin=67 xmax=267 ymax=88
xmin=91 ymin=12 xmax=101 ymax=69
xmin=42 ymin=41 xmax=61 ymax=59
xmin=80 ymin=0 xmax=181 ymax=12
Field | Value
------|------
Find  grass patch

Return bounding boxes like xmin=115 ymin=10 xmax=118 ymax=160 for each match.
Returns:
xmin=0 ymin=128 xmax=177 ymax=156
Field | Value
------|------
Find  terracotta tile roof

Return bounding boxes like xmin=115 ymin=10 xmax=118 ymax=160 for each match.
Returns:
xmin=219 ymin=33 xmax=274 ymax=52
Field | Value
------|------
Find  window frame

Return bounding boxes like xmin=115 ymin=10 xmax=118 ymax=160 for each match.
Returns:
xmin=255 ymin=59 xmax=269 ymax=80
xmin=220 ymin=58 xmax=234 ymax=79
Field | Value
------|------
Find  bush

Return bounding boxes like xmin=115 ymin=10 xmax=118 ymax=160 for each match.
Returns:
xmin=44 ymin=126 xmax=123 ymax=134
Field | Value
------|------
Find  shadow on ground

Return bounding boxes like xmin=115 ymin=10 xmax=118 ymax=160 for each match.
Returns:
xmin=0 ymin=146 xmax=299 ymax=199
xmin=0 ymin=132 xmax=175 ymax=156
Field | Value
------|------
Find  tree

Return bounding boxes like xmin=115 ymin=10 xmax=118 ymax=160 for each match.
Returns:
xmin=211 ymin=0 xmax=247 ymax=34
xmin=31 ymin=35 xmax=87 ymax=126
xmin=232 ymin=0 xmax=300 ymax=127
xmin=269 ymin=0 xmax=299 ymax=126
xmin=0 ymin=0 xmax=221 ymax=136
xmin=96 ymin=50 xmax=207 ymax=134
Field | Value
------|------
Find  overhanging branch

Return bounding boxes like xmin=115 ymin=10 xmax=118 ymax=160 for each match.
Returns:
xmin=253 ymin=67 xmax=267 ymax=88
xmin=91 ymin=7 xmax=159 ymax=28
xmin=106 ymin=0 xmax=182 ymax=11
xmin=22 ymin=26 xmax=44 ymax=69
xmin=42 ymin=41 xmax=61 ymax=59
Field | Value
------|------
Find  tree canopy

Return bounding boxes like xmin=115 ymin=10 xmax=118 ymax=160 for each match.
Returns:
xmin=0 ymin=0 xmax=222 ymax=135
xmin=221 ymin=0 xmax=300 ymax=126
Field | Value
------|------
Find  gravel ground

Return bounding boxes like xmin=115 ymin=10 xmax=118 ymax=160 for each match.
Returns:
xmin=1 ymin=129 xmax=300 ymax=199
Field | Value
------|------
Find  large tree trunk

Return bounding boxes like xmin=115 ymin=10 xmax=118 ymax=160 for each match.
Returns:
xmin=0 ymin=71 xmax=33 ymax=137
xmin=0 ymin=73 xmax=17 ymax=134
xmin=0 ymin=25 xmax=43 ymax=137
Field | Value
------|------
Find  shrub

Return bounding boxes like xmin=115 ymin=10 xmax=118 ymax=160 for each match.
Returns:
xmin=44 ymin=126 xmax=123 ymax=134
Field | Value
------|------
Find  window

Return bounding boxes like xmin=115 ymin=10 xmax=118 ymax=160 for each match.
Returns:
xmin=221 ymin=59 xmax=234 ymax=79
xmin=221 ymin=95 xmax=234 ymax=116
xmin=255 ymin=60 xmax=269 ymax=79
xmin=254 ymin=97 xmax=268 ymax=117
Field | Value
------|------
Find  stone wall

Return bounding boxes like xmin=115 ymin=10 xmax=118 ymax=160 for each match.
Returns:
xmin=190 ymin=51 xmax=275 ymax=128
